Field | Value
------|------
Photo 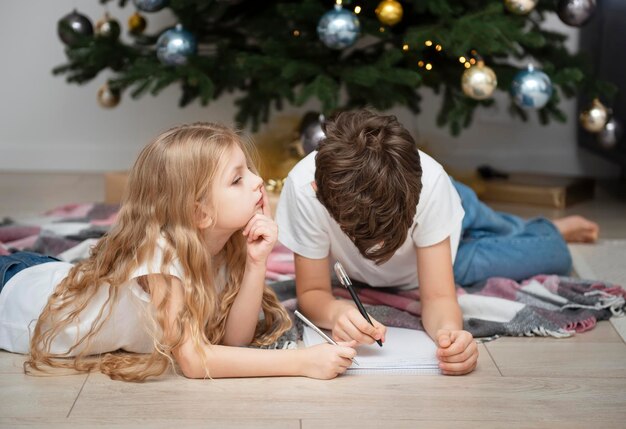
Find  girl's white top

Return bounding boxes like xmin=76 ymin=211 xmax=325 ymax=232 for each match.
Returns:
xmin=0 ymin=239 xmax=185 ymax=356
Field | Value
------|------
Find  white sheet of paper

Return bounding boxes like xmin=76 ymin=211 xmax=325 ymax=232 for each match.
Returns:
xmin=302 ymin=325 xmax=441 ymax=375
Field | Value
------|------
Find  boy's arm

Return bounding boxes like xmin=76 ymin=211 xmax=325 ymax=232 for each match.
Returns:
xmin=416 ymin=237 xmax=478 ymax=375
xmin=416 ymin=237 xmax=462 ymax=334
xmin=294 ymin=253 xmax=351 ymax=329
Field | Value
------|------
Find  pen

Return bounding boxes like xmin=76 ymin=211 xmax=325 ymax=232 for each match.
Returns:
xmin=294 ymin=310 xmax=359 ymax=366
xmin=334 ymin=261 xmax=383 ymax=347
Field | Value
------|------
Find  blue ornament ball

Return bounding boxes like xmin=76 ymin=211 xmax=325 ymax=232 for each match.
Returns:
xmin=510 ymin=66 xmax=553 ymax=109
xmin=133 ymin=0 xmax=168 ymax=13
xmin=317 ymin=5 xmax=360 ymax=50
xmin=156 ymin=25 xmax=197 ymax=66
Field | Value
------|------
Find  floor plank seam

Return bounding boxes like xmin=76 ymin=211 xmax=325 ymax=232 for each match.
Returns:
xmin=609 ymin=319 xmax=626 ymax=345
xmin=66 ymin=372 xmax=90 ymax=418
xmin=482 ymin=343 xmax=503 ymax=376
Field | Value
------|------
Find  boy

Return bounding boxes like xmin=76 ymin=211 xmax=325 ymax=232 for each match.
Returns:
xmin=276 ymin=109 xmax=599 ymax=375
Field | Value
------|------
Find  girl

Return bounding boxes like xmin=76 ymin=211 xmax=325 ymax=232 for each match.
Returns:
xmin=0 ymin=123 xmax=356 ymax=381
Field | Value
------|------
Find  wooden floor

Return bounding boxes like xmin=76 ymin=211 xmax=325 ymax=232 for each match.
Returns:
xmin=1 ymin=172 xmax=625 ymax=428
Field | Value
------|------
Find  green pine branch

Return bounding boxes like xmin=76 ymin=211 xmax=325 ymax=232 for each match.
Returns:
xmin=56 ymin=0 xmax=614 ymax=135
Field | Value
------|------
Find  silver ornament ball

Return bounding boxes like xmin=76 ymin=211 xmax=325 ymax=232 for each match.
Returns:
xmin=58 ymin=10 xmax=94 ymax=46
xmin=317 ymin=5 xmax=361 ymax=50
xmin=133 ymin=0 xmax=168 ymax=13
xmin=597 ymin=117 xmax=622 ymax=149
xmin=557 ymin=0 xmax=596 ymax=27
xmin=511 ymin=66 xmax=553 ymax=109
xmin=299 ymin=113 xmax=326 ymax=155
xmin=156 ymin=25 xmax=197 ymax=66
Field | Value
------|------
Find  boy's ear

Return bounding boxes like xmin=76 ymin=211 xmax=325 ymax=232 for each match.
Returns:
xmin=310 ymin=181 xmax=318 ymax=192
xmin=195 ymin=202 xmax=213 ymax=229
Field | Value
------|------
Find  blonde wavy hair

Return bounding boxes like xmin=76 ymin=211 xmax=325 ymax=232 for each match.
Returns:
xmin=25 ymin=122 xmax=292 ymax=382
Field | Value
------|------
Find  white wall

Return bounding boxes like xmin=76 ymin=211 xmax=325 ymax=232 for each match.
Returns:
xmin=0 ymin=1 xmax=619 ymax=176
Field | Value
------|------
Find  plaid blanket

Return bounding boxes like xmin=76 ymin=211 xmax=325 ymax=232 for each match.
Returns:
xmin=3 ymin=203 xmax=625 ymax=340
xmin=271 ymin=275 xmax=626 ymax=340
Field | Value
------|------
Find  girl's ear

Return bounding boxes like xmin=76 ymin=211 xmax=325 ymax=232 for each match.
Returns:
xmin=195 ymin=202 xmax=213 ymax=229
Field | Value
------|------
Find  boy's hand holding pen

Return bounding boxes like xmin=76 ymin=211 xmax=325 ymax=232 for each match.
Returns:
xmin=331 ymin=262 xmax=387 ymax=346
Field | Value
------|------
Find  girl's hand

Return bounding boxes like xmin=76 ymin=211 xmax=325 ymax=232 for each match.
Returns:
xmin=242 ymin=187 xmax=277 ymax=265
xmin=300 ymin=342 xmax=357 ymax=379
xmin=436 ymin=329 xmax=478 ymax=375
xmin=332 ymin=307 xmax=387 ymax=346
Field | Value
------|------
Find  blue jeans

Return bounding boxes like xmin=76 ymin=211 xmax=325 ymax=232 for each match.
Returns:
xmin=0 ymin=252 xmax=60 ymax=294
xmin=452 ymin=180 xmax=572 ymax=286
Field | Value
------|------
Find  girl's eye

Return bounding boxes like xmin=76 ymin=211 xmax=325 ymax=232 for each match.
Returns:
xmin=232 ymin=176 xmax=242 ymax=185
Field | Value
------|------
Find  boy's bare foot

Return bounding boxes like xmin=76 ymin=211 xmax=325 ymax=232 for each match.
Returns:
xmin=552 ymin=215 xmax=600 ymax=243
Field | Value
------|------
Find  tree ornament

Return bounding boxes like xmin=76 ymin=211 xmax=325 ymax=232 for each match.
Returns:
xmin=375 ymin=0 xmax=404 ymax=26
xmin=57 ymin=10 xmax=94 ymax=46
xmin=461 ymin=61 xmax=497 ymax=100
xmin=557 ymin=0 xmax=596 ymax=27
xmin=128 ymin=12 xmax=147 ymax=35
xmin=597 ymin=116 xmax=622 ymax=149
xmin=95 ymin=13 xmax=121 ymax=40
xmin=317 ymin=5 xmax=360 ymax=50
xmin=97 ymin=83 xmax=121 ymax=108
xmin=299 ymin=112 xmax=326 ymax=155
xmin=132 ymin=0 xmax=168 ymax=13
xmin=156 ymin=24 xmax=197 ymax=66
xmin=579 ymin=98 xmax=608 ymax=132
xmin=503 ymin=0 xmax=538 ymax=15
xmin=511 ymin=65 xmax=553 ymax=109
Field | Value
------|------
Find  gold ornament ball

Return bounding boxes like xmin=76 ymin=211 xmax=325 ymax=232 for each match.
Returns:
xmin=375 ymin=0 xmax=403 ymax=26
xmin=95 ymin=13 xmax=121 ymax=39
xmin=504 ymin=0 xmax=538 ymax=15
xmin=461 ymin=62 xmax=497 ymax=100
xmin=97 ymin=84 xmax=121 ymax=108
xmin=579 ymin=98 xmax=608 ymax=132
xmin=128 ymin=12 xmax=147 ymax=35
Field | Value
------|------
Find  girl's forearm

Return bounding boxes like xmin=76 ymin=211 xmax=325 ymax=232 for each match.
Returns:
xmin=177 ymin=343 xmax=304 ymax=378
xmin=223 ymin=261 xmax=267 ymax=346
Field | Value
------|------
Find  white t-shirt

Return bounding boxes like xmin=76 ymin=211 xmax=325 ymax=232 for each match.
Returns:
xmin=0 ymin=239 xmax=185 ymax=356
xmin=276 ymin=150 xmax=464 ymax=288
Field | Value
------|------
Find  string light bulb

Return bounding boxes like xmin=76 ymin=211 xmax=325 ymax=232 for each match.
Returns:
xmin=354 ymin=6 xmax=361 ymax=14
xmin=459 ymin=56 xmax=466 ymax=63
xmin=435 ymin=44 xmax=442 ymax=51
xmin=425 ymin=63 xmax=433 ymax=70
xmin=402 ymin=44 xmax=409 ymax=51
xmin=425 ymin=40 xmax=433 ymax=47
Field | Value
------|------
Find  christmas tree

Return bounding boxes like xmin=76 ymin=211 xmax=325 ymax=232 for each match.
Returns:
xmin=54 ymin=0 xmax=615 ymax=135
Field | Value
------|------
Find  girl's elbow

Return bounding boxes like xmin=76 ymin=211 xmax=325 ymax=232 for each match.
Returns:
xmin=174 ymin=348 xmax=208 ymax=379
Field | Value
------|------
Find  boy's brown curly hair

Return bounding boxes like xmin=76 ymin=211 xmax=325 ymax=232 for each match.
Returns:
xmin=315 ymin=109 xmax=423 ymax=265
